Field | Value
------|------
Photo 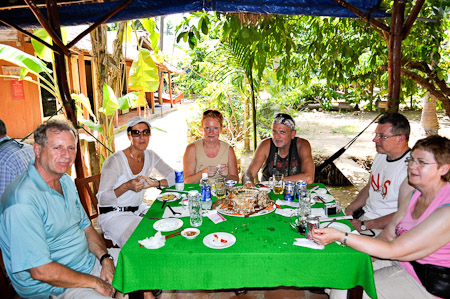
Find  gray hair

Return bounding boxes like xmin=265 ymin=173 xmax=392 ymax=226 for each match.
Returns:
xmin=34 ymin=119 xmax=78 ymax=146
xmin=0 ymin=119 xmax=6 ymax=136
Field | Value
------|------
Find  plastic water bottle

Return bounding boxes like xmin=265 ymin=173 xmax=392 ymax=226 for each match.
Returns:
xmin=200 ymin=173 xmax=211 ymax=209
xmin=174 ymin=160 xmax=184 ymax=191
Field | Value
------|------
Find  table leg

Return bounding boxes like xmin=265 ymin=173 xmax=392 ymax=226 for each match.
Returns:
xmin=348 ymin=286 xmax=363 ymax=299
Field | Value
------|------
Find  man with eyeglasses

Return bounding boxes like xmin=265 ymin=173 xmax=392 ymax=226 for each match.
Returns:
xmin=0 ymin=118 xmax=35 ymax=197
xmin=345 ymin=113 xmax=414 ymax=235
xmin=243 ymin=113 xmax=314 ymax=186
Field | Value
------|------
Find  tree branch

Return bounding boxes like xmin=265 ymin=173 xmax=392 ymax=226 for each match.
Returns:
xmin=331 ymin=0 xmax=390 ymax=33
xmin=403 ymin=0 xmax=425 ymax=40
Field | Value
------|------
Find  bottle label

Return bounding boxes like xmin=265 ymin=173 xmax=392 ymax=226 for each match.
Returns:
xmin=175 ymin=170 xmax=184 ymax=183
xmin=201 ymin=185 xmax=211 ymax=201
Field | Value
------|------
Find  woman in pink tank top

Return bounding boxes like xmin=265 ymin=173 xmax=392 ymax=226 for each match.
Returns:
xmin=313 ymin=135 xmax=450 ymax=299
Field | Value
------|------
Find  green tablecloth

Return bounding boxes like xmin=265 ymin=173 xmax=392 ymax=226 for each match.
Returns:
xmin=113 ymin=183 xmax=377 ymax=298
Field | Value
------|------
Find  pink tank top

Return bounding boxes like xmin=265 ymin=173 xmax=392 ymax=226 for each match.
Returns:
xmin=396 ymin=183 xmax=450 ymax=285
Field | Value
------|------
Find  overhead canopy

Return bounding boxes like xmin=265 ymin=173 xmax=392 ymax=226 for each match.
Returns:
xmin=0 ymin=0 xmax=386 ymax=30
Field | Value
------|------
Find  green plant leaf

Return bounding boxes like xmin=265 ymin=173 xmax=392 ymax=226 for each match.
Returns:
xmin=0 ymin=44 xmax=51 ymax=75
xmin=100 ymin=84 xmax=119 ymax=116
xmin=128 ymin=48 xmax=159 ymax=93
xmin=117 ymin=91 xmax=139 ymax=110
xmin=31 ymin=28 xmax=68 ymax=62
xmin=79 ymin=118 xmax=104 ymax=133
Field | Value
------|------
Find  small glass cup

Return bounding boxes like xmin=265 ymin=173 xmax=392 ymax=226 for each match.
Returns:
xmin=188 ymin=191 xmax=202 ymax=227
xmin=290 ymin=211 xmax=307 ymax=235
xmin=215 ymin=177 xmax=226 ymax=199
xmin=270 ymin=174 xmax=284 ymax=195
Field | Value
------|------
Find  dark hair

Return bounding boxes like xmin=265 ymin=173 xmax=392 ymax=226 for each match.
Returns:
xmin=378 ymin=113 xmax=410 ymax=140
xmin=201 ymin=109 xmax=223 ymax=128
xmin=0 ymin=119 xmax=6 ymax=136
xmin=412 ymin=135 xmax=450 ymax=181
xmin=34 ymin=119 xmax=78 ymax=146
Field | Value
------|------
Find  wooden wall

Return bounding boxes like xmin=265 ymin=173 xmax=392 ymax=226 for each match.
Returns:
xmin=0 ymin=35 xmax=43 ymax=139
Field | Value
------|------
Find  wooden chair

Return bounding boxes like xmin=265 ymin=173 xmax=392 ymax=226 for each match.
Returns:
xmin=0 ymin=248 xmax=18 ymax=298
xmin=75 ymin=174 xmax=117 ymax=248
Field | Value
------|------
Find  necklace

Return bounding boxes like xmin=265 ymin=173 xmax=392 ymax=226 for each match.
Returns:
xmin=129 ymin=149 xmax=143 ymax=163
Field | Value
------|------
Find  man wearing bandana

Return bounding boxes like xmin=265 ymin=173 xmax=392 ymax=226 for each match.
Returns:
xmin=243 ymin=113 xmax=314 ymax=186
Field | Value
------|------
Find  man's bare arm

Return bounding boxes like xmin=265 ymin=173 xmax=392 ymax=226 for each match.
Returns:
xmin=285 ymin=138 xmax=314 ymax=184
xmin=84 ymin=226 xmax=115 ymax=284
xmin=345 ymin=180 xmax=370 ymax=216
xmin=243 ymin=139 xmax=270 ymax=186
xmin=29 ymin=261 xmax=114 ymax=297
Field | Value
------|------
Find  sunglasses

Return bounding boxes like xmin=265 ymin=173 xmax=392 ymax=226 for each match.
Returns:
xmin=129 ymin=129 xmax=151 ymax=137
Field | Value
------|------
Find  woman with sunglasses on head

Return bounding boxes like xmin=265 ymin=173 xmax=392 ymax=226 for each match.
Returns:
xmin=183 ymin=109 xmax=239 ymax=183
xmin=97 ymin=116 xmax=175 ymax=247
xmin=313 ymin=135 xmax=450 ymax=299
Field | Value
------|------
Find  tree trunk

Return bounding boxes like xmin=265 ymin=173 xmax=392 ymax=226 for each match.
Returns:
xmin=243 ymin=93 xmax=250 ymax=151
xmin=420 ymin=92 xmax=439 ymax=136
xmin=90 ymin=24 xmax=112 ymax=160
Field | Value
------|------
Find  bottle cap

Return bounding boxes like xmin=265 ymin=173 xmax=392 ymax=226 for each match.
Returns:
xmin=202 ymin=172 xmax=208 ymax=179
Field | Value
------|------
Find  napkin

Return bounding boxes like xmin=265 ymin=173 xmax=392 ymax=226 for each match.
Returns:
xmin=293 ymin=238 xmax=324 ymax=250
xmin=311 ymin=208 xmax=326 ymax=217
xmin=139 ymin=231 xmax=166 ymax=249
xmin=276 ymin=199 xmax=299 ymax=208
xmin=162 ymin=206 xmax=189 ymax=218
xmin=275 ymin=208 xmax=296 ymax=217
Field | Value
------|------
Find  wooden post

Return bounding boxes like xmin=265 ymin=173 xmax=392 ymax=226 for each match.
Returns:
xmin=46 ymin=0 xmax=85 ymax=180
xmin=387 ymin=0 xmax=405 ymax=112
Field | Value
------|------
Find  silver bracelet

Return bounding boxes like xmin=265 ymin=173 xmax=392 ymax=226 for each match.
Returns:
xmin=341 ymin=232 xmax=349 ymax=247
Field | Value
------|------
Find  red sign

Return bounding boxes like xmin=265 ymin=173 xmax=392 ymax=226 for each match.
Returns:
xmin=11 ymin=80 xmax=24 ymax=99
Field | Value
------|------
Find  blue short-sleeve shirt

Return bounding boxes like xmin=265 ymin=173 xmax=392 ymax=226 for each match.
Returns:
xmin=0 ymin=163 xmax=95 ymax=298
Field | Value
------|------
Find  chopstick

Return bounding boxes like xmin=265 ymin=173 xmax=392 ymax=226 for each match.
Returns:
xmin=165 ymin=229 xmax=183 ymax=239
xmin=324 ymin=219 xmax=336 ymax=228
xmin=244 ymin=207 xmax=265 ymax=218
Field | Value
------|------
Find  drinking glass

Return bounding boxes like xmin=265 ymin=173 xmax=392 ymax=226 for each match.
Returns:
xmin=270 ymin=174 xmax=284 ymax=195
xmin=215 ymin=177 xmax=226 ymax=199
xmin=188 ymin=191 xmax=202 ymax=227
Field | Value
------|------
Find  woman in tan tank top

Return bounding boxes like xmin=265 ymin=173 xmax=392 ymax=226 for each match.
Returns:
xmin=183 ymin=109 xmax=239 ymax=183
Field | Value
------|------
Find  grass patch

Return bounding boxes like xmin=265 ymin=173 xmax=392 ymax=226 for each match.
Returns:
xmin=331 ymin=125 xmax=359 ymax=136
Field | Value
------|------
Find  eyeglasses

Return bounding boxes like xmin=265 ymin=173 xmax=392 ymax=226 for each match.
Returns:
xmin=405 ymin=157 xmax=438 ymax=168
xmin=129 ymin=129 xmax=151 ymax=137
xmin=373 ymin=133 xmax=400 ymax=140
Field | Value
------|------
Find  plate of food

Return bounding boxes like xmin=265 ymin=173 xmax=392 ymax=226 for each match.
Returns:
xmin=156 ymin=192 xmax=180 ymax=202
xmin=320 ymin=221 xmax=351 ymax=233
xmin=153 ymin=218 xmax=183 ymax=232
xmin=181 ymin=228 xmax=200 ymax=239
xmin=215 ymin=186 xmax=276 ymax=217
xmin=203 ymin=232 xmax=236 ymax=249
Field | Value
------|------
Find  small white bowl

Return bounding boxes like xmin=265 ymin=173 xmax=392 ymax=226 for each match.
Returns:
xmin=181 ymin=228 xmax=200 ymax=239
xmin=315 ymin=188 xmax=327 ymax=195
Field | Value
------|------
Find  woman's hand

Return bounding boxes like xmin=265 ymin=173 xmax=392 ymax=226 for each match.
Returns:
xmin=311 ymin=228 xmax=344 ymax=246
xmin=207 ymin=166 xmax=218 ymax=177
xmin=127 ymin=177 xmax=146 ymax=192
xmin=217 ymin=164 xmax=228 ymax=177
xmin=140 ymin=176 xmax=158 ymax=188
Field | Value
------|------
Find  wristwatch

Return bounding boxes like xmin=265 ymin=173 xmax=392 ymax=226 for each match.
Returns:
xmin=100 ymin=253 xmax=114 ymax=264
xmin=361 ymin=221 xmax=367 ymax=231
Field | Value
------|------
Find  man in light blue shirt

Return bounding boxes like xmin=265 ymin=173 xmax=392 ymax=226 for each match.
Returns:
xmin=0 ymin=120 xmax=121 ymax=298
xmin=0 ymin=119 xmax=35 ymax=197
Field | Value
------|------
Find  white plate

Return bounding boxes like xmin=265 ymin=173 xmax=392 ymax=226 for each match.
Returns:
xmin=320 ymin=221 xmax=351 ymax=233
xmin=203 ymin=232 xmax=236 ymax=249
xmin=258 ymin=187 xmax=271 ymax=193
xmin=216 ymin=205 xmax=276 ymax=217
xmin=258 ymin=181 xmax=271 ymax=188
xmin=153 ymin=218 xmax=183 ymax=232
xmin=156 ymin=192 xmax=180 ymax=202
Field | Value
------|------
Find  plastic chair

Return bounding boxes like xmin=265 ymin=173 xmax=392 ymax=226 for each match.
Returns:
xmin=75 ymin=174 xmax=117 ymax=248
